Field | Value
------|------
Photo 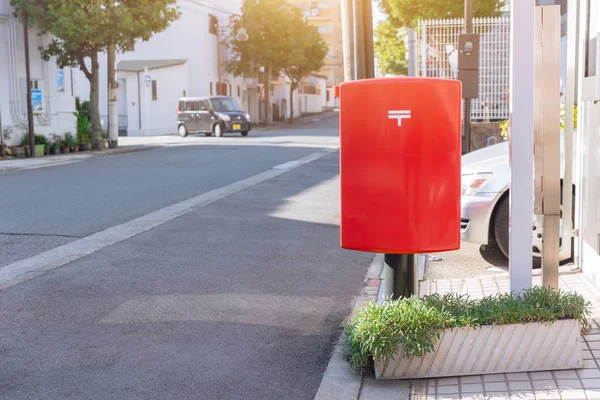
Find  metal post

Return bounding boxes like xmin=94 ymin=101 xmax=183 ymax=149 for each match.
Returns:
xmin=341 ymin=0 xmax=355 ymax=81
xmin=509 ymin=0 xmax=535 ymax=293
xmin=560 ymin=0 xmax=578 ymax=264
xmin=407 ymin=28 xmax=418 ymax=77
xmin=23 ymin=16 xmax=35 ymax=157
xmin=352 ymin=0 xmax=365 ymax=80
xmin=362 ymin=0 xmax=375 ymax=79
xmin=108 ymin=43 xmax=118 ymax=148
xmin=0 ymin=104 xmax=4 ymax=158
xmin=216 ymin=23 xmax=222 ymax=95
xmin=463 ymin=0 xmax=473 ymax=153
xmin=540 ymin=6 xmax=562 ymax=289
xmin=385 ymin=254 xmax=417 ymax=299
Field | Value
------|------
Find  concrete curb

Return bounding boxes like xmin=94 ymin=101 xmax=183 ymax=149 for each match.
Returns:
xmin=314 ymin=254 xmax=412 ymax=400
xmin=0 ymin=145 xmax=163 ymax=172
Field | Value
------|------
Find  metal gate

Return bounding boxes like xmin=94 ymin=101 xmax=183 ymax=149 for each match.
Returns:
xmin=418 ymin=17 xmax=511 ymax=121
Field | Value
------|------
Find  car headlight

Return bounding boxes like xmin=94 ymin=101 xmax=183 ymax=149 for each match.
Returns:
xmin=245 ymin=113 xmax=251 ymax=122
xmin=217 ymin=113 xmax=231 ymax=122
xmin=461 ymin=173 xmax=493 ymax=196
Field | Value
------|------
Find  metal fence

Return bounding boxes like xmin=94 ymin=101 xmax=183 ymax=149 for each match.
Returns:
xmin=417 ymin=17 xmax=511 ymax=121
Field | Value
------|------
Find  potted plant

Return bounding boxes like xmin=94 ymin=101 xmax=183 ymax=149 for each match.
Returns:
xmin=63 ymin=132 xmax=78 ymax=153
xmin=345 ymin=286 xmax=590 ymax=380
xmin=49 ymin=134 xmax=62 ymax=155
xmin=75 ymin=100 xmax=92 ymax=151
xmin=78 ymin=132 xmax=91 ymax=151
xmin=21 ymin=133 xmax=47 ymax=157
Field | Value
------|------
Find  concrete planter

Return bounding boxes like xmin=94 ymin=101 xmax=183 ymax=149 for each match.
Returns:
xmin=375 ymin=319 xmax=582 ymax=380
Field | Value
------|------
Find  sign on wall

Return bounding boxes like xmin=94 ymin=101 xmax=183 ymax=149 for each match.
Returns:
xmin=57 ymin=71 xmax=64 ymax=92
xmin=31 ymin=89 xmax=44 ymax=114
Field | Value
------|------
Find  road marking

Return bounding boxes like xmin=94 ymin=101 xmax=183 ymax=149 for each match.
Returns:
xmin=0 ymin=149 xmax=336 ymax=290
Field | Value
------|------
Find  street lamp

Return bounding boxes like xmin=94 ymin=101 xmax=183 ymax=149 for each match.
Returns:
xmin=215 ymin=14 xmax=248 ymax=96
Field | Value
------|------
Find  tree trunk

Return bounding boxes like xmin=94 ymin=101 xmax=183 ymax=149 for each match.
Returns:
xmin=264 ymin=64 xmax=272 ymax=125
xmin=289 ymin=83 xmax=295 ymax=124
xmin=89 ymin=50 xmax=103 ymax=151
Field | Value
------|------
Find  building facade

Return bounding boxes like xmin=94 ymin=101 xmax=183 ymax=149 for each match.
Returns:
xmin=290 ymin=0 xmax=344 ymax=87
xmin=0 ymin=0 xmax=77 ymax=146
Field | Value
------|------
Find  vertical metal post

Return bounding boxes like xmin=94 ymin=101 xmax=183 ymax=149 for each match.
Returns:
xmin=560 ymin=0 xmax=578 ymax=263
xmin=0 ymin=104 xmax=4 ymax=158
xmin=23 ymin=16 xmax=35 ymax=157
xmin=216 ymin=23 xmax=222 ymax=95
xmin=509 ymin=0 xmax=535 ymax=293
xmin=407 ymin=28 xmax=418 ymax=77
xmin=362 ymin=0 xmax=375 ymax=79
xmin=463 ymin=0 xmax=473 ymax=153
xmin=341 ymin=0 xmax=355 ymax=81
xmin=540 ymin=6 xmax=562 ymax=289
xmin=385 ymin=254 xmax=417 ymax=299
xmin=108 ymin=43 xmax=118 ymax=148
xmin=352 ymin=0 xmax=365 ymax=80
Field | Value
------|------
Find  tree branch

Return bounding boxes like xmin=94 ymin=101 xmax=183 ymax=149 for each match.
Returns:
xmin=79 ymin=56 xmax=92 ymax=81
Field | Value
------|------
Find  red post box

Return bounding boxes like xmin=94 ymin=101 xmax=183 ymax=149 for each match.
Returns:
xmin=340 ymin=77 xmax=462 ymax=254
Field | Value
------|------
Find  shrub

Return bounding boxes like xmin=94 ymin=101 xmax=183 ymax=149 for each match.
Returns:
xmin=345 ymin=286 xmax=590 ymax=370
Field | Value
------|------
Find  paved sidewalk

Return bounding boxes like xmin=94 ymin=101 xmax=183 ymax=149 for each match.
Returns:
xmin=316 ymin=263 xmax=600 ymax=400
xmin=413 ymin=269 xmax=600 ymax=400
xmin=0 ymin=145 xmax=160 ymax=172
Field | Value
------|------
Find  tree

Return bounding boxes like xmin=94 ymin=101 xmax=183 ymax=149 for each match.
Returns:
xmin=374 ymin=21 xmax=408 ymax=76
xmin=11 ymin=0 xmax=179 ymax=150
xmin=281 ymin=24 xmax=327 ymax=123
xmin=379 ymin=0 xmax=505 ymax=29
xmin=226 ymin=0 xmax=308 ymax=125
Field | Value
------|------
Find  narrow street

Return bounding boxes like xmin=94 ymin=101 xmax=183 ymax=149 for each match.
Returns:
xmin=0 ymin=119 xmax=372 ymax=399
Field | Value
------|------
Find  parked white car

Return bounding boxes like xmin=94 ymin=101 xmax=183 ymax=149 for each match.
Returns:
xmin=460 ymin=140 xmax=574 ymax=267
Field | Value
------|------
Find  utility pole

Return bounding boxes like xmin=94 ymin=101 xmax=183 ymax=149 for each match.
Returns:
xmin=107 ymin=43 xmax=118 ymax=148
xmin=341 ymin=0 xmax=355 ymax=81
xmin=407 ymin=28 xmax=418 ymax=77
xmin=23 ymin=14 xmax=35 ymax=157
xmin=352 ymin=0 xmax=365 ymax=79
xmin=362 ymin=0 xmax=375 ymax=79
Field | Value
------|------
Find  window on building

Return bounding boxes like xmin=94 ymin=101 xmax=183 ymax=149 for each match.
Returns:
xmin=317 ymin=1 xmax=328 ymax=8
xmin=229 ymin=84 xmax=232 ymax=96
xmin=152 ymin=80 xmax=157 ymax=101
xmin=237 ymin=85 xmax=241 ymax=97
xmin=209 ymin=14 xmax=218 ymax=35
xmin=210 ymin=82 xmax=213 ymax=95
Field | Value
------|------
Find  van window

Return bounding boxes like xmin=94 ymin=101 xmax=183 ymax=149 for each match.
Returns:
xmin=199 ymin=100 xmax=210 ymax=110
xmin=186 ymin=101 xmax=201 ymax=111
xmin=178 ymin=101 xmax=184 ymax=111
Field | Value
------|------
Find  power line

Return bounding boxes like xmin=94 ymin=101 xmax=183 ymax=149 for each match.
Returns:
xmin=182 ymin=0 xmax=237 ymax=17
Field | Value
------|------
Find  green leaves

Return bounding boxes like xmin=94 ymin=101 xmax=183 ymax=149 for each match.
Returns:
xmin=226 ymin=0 xmax=327 ymax=82
xmin=345 ymin=286 xmax=591 ymax=370
xmin=379 ymin=0 xmax=506 ymax=29
xmin=10 ymin=0 xmax=180 ymax=69
xmin=375 ymin=21 xmax=408 ymax=76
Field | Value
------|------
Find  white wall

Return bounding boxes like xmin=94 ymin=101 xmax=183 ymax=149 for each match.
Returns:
xmin=0 ymin=5 xmax=76 ymax=146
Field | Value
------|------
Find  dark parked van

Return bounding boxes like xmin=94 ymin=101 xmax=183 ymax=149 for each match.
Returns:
xmin=177 ymin=96 xmax=251 ymax=137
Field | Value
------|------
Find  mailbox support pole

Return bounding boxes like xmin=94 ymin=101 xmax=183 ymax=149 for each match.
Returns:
xmin=385 ymin=254 xmax=418 ymax=299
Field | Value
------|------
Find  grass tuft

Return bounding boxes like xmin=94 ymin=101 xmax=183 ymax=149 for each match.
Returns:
xmin=345 ymin=286 xmax=590 ymax=370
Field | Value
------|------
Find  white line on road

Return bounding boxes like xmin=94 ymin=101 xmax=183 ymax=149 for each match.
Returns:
xmin=0 ymin=149 xmax=337 ymax=290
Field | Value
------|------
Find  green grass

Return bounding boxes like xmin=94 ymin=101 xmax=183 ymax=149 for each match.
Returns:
xmin=345 ymin=286 xmax=591 ymax=370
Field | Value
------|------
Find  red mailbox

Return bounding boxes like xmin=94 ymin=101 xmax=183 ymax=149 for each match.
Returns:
xmin=340 ymin=77 xmax=462 ymax=254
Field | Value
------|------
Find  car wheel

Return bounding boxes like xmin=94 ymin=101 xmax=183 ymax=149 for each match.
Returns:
xmin=178 ymin=124 xmax=188 ymax=137
xmin=241 ymin=131 xmax=248 ymax=137
xmin=493 ymin=189 xmax=575 ymax=269
xmin=205 ymin=133 xmax=212 ymax=137
xmin=214 ymin=123 xmax=223 ymax=137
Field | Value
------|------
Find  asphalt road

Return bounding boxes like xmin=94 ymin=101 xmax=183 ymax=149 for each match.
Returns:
xmin=0 ymin=118 xmax=376 ymax=400
xmin=0 ymin=119 xmax=339 ymax=267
